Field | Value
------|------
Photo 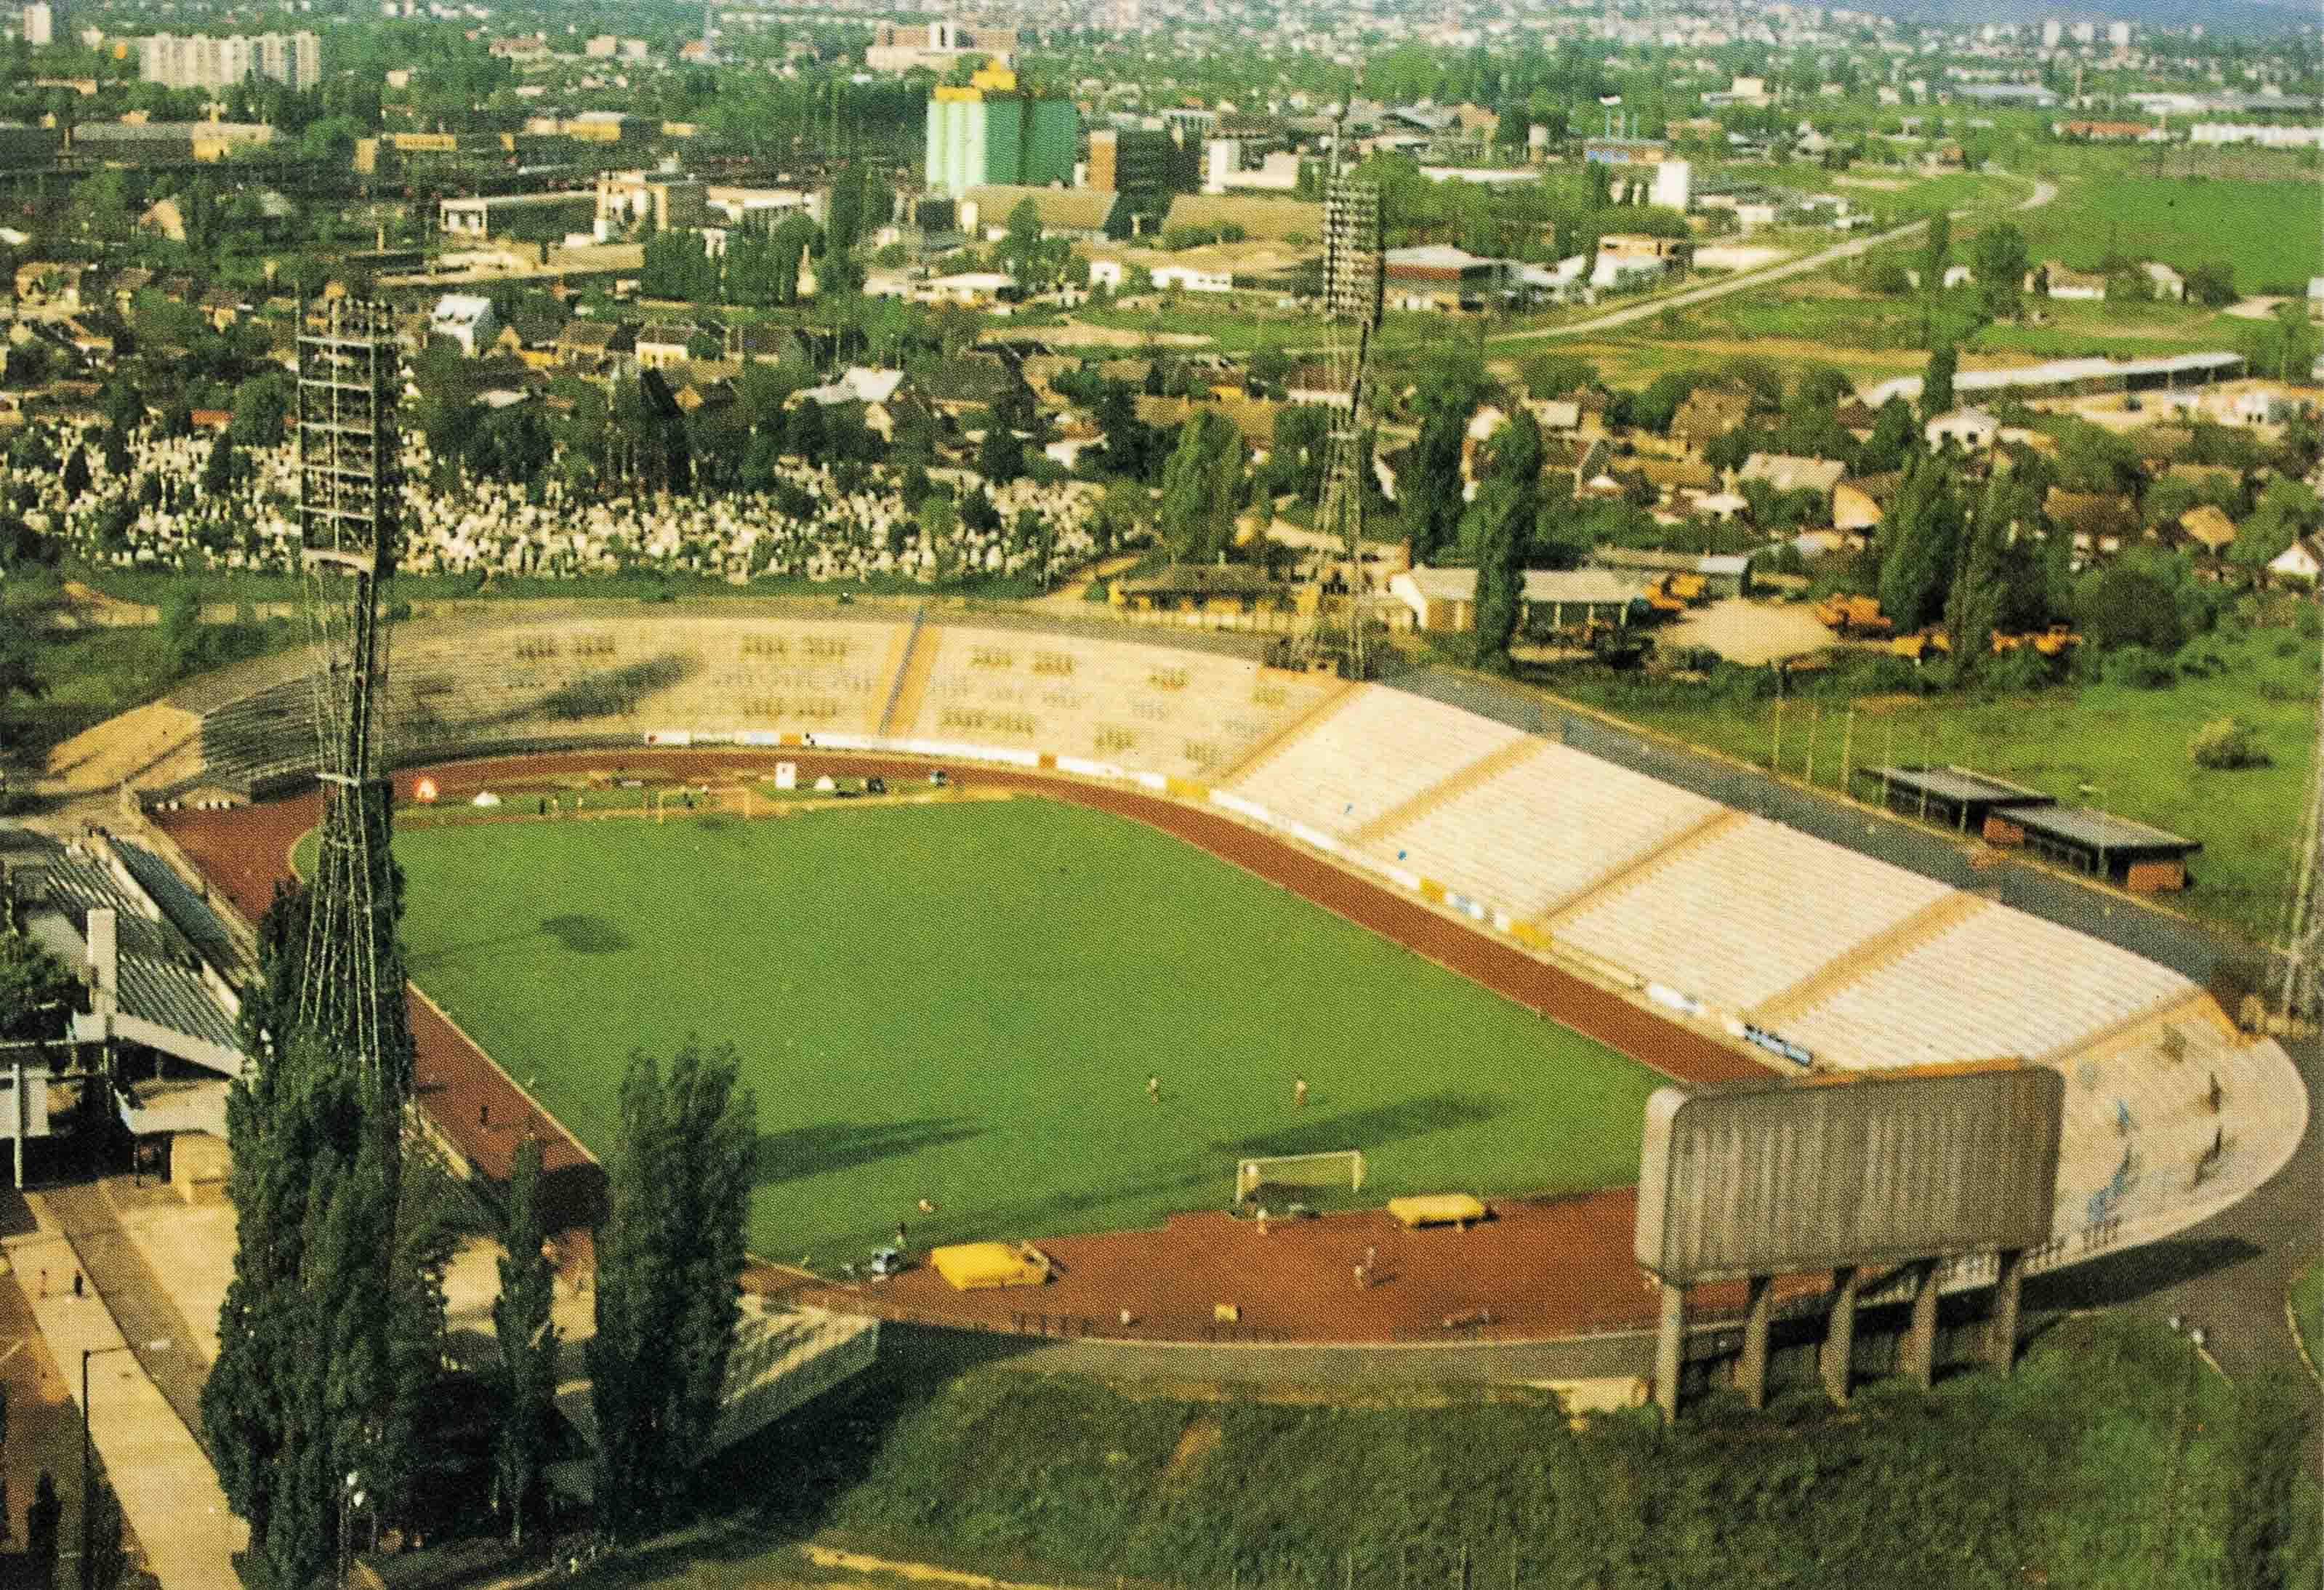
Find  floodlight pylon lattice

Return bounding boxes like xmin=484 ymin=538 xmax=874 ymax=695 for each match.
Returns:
xmin=1290 ymin=127 xmax=1383 ymax=680
xmin=294 ymin=297 xmax=411 ymax=1107
xmin=2276 ymin=623 xmax=2324 ymax=1021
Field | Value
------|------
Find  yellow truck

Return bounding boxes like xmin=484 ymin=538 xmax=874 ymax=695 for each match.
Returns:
xmin=1812 ymin=594 xmax=1892 ymax=637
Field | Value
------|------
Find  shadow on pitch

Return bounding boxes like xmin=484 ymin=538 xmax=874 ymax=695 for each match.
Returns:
xmin=1216 ymin=1090 xmax=1501 ymax=1161
xmin=753 ymin=1116 xmax=986 ymax=1189
xmin=539 ymin=913 xmax=632 ymax=954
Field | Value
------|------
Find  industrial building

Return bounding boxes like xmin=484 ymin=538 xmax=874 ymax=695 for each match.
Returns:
xmin=1087 ymin=126 xmax=1197 ymax=197
xmin=923 ymin=61 xmax=1077 ymax=198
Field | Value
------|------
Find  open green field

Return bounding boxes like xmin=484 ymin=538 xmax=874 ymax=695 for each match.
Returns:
xmin=2019 ymin=176 xmax=2324 ymax=290
xmin=388 ymin=797 xmax=1660 ymax=1264
xmin=1549 ymin=621 xmax=2316 ymax=941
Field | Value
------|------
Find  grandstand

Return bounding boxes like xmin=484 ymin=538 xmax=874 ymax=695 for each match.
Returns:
xmin=1222 ymin=687 xmax=1530 ymax=838
xmin=1362 ymin=740 xmax=1723 ymax=919
xmin=896 ymin=626 xmax=1339 ymax=780
xmin=1550 ymin=818 xmax=1955 ymax=1015
xmin=116 ymin=607 xmax=2305 ymax=1270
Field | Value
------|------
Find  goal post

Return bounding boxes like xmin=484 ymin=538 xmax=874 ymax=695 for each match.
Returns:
xmin=1234 ymin=1149 xmax=1365 ymax=1205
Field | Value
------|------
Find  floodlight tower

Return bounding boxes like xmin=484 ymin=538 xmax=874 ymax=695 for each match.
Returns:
xmin=1291 ymin=113 xmax=1383 ymax=679
xmin=2277 ymin=625 xmax=2324 ymax=1022
xmin=294 ymin=297 xmax=411 ymax=1107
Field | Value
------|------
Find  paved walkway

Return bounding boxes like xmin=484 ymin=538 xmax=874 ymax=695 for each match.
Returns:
xmin=18 ymin=1194 xmax=243 ymax=1590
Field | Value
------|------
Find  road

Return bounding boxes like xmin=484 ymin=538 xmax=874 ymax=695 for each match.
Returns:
xmin=1487 ymin=172 xmax=2057 ymax=348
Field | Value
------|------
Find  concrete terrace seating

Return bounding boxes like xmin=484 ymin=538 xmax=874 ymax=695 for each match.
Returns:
xmin=900 ymin=628 xmax=1338 ymax=781
xmin=1365 ymin=739 xmax=1722 ymax=920
xmin=1223 ymin=686 xmax=1529 ymax=839
xmin=1553 ymin=818 xmax=1955 ymax=1014
xmin=1778 ymin=903 xmax=2193 ymax=1072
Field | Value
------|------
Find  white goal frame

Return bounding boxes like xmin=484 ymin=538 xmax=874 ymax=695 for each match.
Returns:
xmin=1234 ymin=1150 xmax=1366 ymax=1205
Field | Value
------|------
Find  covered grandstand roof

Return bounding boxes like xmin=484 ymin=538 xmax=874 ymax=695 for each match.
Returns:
xmin=36 ymin=846 xmax=243 ymax=1066
xmin=1859 ymin=351 xmax=2245 ymax=409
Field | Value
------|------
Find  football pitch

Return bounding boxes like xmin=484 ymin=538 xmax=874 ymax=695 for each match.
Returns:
xmin=387 ymin=796 xmax=1664 ymax=1264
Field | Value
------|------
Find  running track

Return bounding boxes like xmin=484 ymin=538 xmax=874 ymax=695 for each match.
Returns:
xmin=160 ymin=747 xmax=1777 ymax=1343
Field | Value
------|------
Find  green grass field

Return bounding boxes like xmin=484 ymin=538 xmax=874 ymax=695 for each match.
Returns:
xmin=2020 ymin=176 xmax=2324 ymax=290
xmin=388 ymin=796 xmax=1661 ymax=1264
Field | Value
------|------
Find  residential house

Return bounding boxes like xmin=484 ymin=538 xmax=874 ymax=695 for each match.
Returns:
xmin=429 ymin=293 xmax=499 ymax=358
xmin=728 ymin=322 xmax=819 ymax=369
xmin=493 ymin=305 xmax=567 ymax=367
xmin=2176 ymin=504 xmax=2237 ymax=557
xmin=15 ymin=262 xmax=83 ymax=309
xmin=792 ymin=366 xmax=914 ymax=441
xmin=918 ymin=350 xmax=1031 ymax=416
xmin=1151 ymin=264 xmax=1231 ymax=294
xmin=2142 ymin=262 xmax=2185 ymax=302
xmin=198 ymin=287 xmax=244 ymax=332
xmin=1925 ymin=406 xmax=2000 ymax=451
xmin=108 ymin=268 xmax=154 ymax=314
xmin=635 ymin=320 xmax=709 ymax=372
xmin=2037 ymin=262 xmax=2107 ymax=301
xmin=1833 ymin=478 xmax=1888 ymax=531
xmin=1737 ymin=453 xmax=1846 ymax=497
xmin=555 ymin=318 xmax=635 ymax=368
xmin=1669 ymin=389 xmax=1751 ymax=454
xmin=2269 ymin=537 xmax=2320 ymax=587
xmin=2045 ymin=486 xmax=2139 ymax=559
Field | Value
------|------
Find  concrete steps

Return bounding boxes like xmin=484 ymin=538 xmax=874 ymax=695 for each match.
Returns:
xmin=1749 ymin=891 xmax=1993 ymax=1029
xmin=1534 ymin=808 xmax=1746 ymax=932
xmin=1351 ymin=736 xmax=1545 ymax=851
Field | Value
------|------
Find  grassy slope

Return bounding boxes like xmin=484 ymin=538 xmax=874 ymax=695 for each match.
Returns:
xmin=390 ymin=797 xmax=1660 ymax=1261
xmin=1551 ymin=622 xmax=2315 ymax=941
xmin=587 ymin=1313 xmax=2317 ymax=1590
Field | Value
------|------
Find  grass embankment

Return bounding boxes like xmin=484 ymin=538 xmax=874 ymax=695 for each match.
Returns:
xmin=1549 ymin=621 xmax=2316 ymax=941
xmin=580 ymin=1312 xmax=2317 ymax=1590
xmin=386 ymin=797 xmax=1660 ymax=1263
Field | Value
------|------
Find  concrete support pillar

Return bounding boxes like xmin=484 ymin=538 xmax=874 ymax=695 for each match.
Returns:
xmin=11 ymin=1060 xmax=22 ymax=1192
xmin=1653 ymin=1279 xmax=1686 ymax=1422
xmin=1905 ymin=1260 xmax=1939 ymax=1391
xmin=1989 ymin=1249 xmax=2025 ymax=1372
xmin=1739 ymin=1274 xmax=1773 ymax=1411
xmin=1820 ymin=1265 xmax=1859 ymax=1407
xmin=86 ymin=907 xmax=118 ymax=1017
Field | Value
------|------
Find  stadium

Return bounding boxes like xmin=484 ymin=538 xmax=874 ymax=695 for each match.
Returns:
xmin=52 ymin=602 xmax=2310 ymax=1373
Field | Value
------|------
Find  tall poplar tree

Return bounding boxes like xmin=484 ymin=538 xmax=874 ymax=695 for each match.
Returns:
xmin=589 ymin=1042 xmax=757 ymax=1542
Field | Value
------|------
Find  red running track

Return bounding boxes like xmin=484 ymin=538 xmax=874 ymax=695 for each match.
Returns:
xmin=161 ymin=748 xmax=1780 ymax=1343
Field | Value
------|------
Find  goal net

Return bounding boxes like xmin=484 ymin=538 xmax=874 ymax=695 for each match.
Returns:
xmin=1234 ymin=1150 xmax=1365 ymax=1206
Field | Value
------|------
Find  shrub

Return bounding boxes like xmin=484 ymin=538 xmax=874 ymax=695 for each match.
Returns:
xmin=2189 ymin=716 xmax=2270 ymax=769
xmin=2104 ymin=644 xmax=2175 ymax=689
xmin=1977 ymin=647 xmax=2056 ymax=695
xmin=2175 ymin=641 xmax=2229 ymax=679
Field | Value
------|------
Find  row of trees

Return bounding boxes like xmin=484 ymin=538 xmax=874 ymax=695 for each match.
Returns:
xmin=204 ymin=880 xmax=759 ymax=1575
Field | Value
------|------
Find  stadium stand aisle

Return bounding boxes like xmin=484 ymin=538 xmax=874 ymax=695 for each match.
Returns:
xmin=1552 ymin=817 xmax=1955 ymax=1014
xmin=1366 ymin=740 xmax=1722 ymax=920
xmin=1779 ymin=903 xmax=2195 ymax=1071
